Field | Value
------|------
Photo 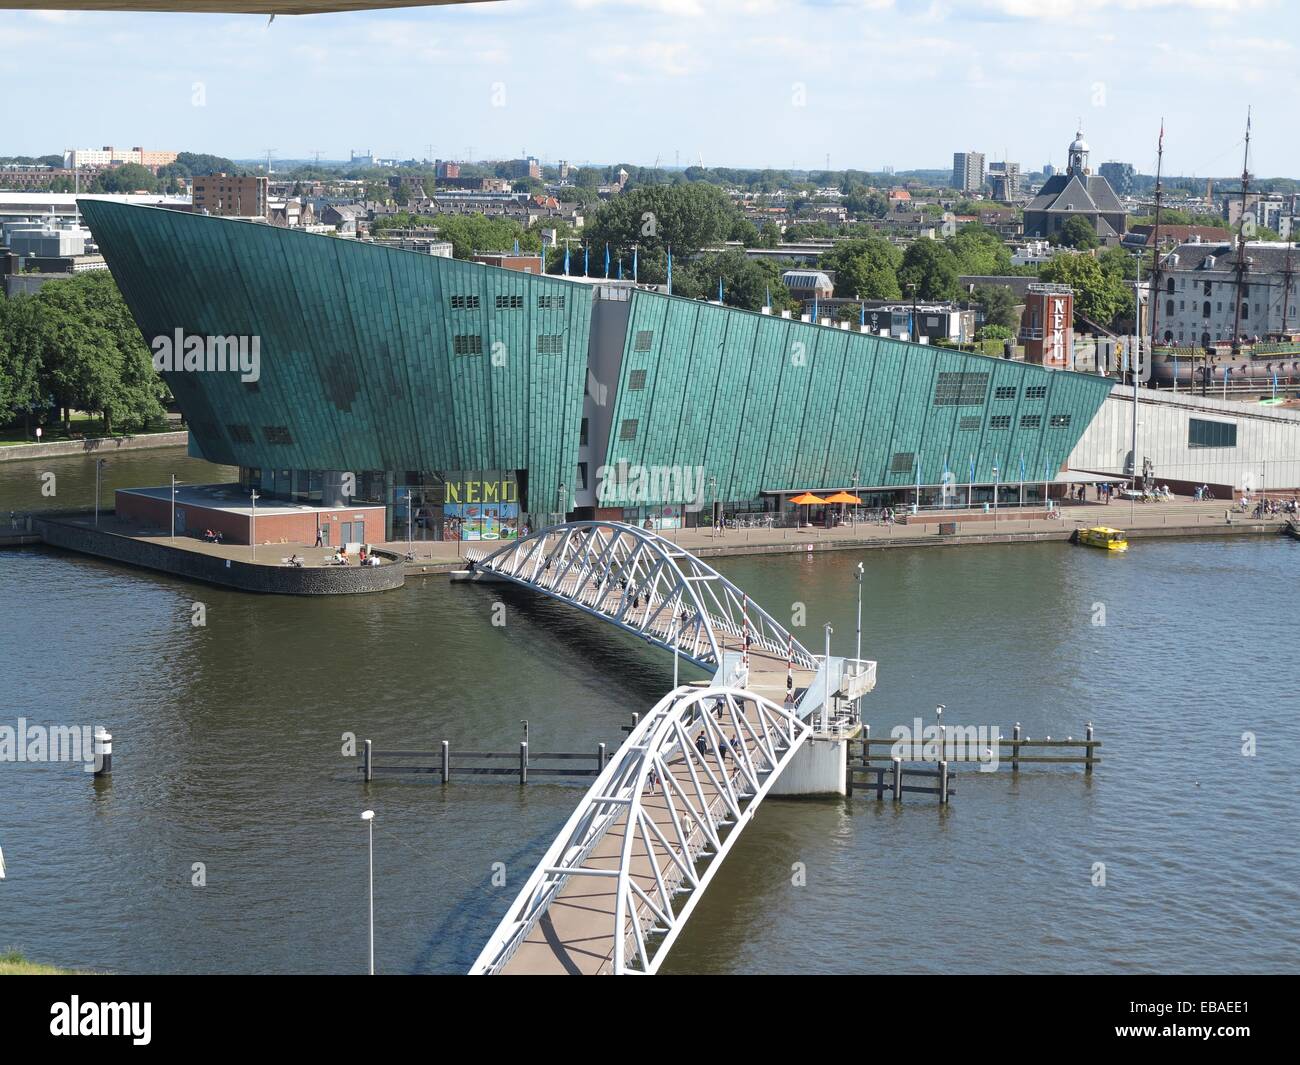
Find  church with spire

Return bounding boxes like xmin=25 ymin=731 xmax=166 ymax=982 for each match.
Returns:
xmin=1024 ymin=128 xmax=1127 ymax=245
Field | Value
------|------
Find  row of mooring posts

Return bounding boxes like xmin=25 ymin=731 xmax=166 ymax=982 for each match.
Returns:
xmin=360 ymin=738 xmax=610 ymax=785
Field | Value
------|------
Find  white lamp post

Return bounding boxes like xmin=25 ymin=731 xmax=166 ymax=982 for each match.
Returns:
xmin=361 ymin=809 xmax=375 ymax=975
xmin=249 ymin=490 xmax=259 ymax=560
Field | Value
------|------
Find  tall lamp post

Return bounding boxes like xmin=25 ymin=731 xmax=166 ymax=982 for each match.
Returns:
xmin=171 ymin=474 xmax=178 ymax=541
xmin=249 ymin=489 xmax=259 ymax=561
xmin=991 ymin=465 xmax=1000 ymax=527
xmin=360 ymin=809 xmax=375 ymax=975
xmin=94 ymin=458 xmax=107 ymax=529
xmin=557 ymin=482 xmax=567 ymax=527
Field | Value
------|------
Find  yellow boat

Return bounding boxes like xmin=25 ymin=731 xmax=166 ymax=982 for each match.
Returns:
xmin=1078 ymin=526 xmax=1129 ymax=551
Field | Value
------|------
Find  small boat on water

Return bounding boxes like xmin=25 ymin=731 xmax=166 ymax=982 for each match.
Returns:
xmin=1078 ymin=526 xmax=1129 ymax=551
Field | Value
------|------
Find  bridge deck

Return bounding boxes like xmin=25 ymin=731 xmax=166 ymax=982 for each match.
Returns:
xmin=498 ymin=698 xmax=783 ymax=975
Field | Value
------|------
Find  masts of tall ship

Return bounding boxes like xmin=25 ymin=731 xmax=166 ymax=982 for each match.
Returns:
xmin=1231 ymin=108 xmax=1252 ymax=353
xmin=1147 ymin=119 xmax=1165 ymax=372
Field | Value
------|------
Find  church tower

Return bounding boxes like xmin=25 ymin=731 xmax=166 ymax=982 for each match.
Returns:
xmin=1067 ymin=130 xmax=1091 ymax=176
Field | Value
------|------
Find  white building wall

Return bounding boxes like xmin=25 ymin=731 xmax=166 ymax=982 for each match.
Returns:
xmin=1068 ymin=386 xmax=1300 ymax=491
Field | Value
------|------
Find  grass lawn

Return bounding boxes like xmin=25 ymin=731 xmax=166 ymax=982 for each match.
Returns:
xmin=0 ymin=413 xmax=179 ymax=447
xmin=0 ymin=949 xmax=77 ymax=975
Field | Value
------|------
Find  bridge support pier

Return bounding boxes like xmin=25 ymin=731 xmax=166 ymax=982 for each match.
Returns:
xmin=769 ymin=723 xmax=861 ymax=798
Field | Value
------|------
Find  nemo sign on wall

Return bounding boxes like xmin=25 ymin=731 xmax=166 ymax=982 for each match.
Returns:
xmin=1021 ymin=285 xmax=1073 ymax=368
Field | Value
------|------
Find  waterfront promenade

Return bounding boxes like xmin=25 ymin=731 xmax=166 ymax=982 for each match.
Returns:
xmin=391 ymin=497 xmax=1293 ymax=572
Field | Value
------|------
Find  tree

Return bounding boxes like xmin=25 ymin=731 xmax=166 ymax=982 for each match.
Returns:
xmin=946 ymin=223 xmax=1012 ymax=276
xmin=898 ymin=239 xmax=960 ymax=301
xmin=95 ymin=163 xmax=158 ymax=194
xmin=32 ymin=273 xmax=167 ymax=434
xmin=972 ymin=285 xmax=1020 ymax=331
xmin=1040 ymin=252 xmax=1128 ymax=330
xmin=820 ymin=237 xmax=902 ymax=300
xmin=0 ymin=295 xmax=45 ymax=428
xmin=1056 ymin=214 xmax=1100 ymax=250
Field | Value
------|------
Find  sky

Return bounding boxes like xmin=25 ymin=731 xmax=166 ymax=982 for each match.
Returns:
xmin=0 ymin=0 xmax=1294 ymax=176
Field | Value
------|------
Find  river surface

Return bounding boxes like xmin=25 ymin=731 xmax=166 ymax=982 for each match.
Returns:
xmin=1 ymin=447 xmax=1296 ymax=974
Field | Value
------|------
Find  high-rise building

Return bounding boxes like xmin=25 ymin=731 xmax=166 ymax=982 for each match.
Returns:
xmin=952 ymin=151 xmax=985 ymax=193
xmin=988 ymin=161 xmax=1020 ymax=200
xmin=192 ymin=173 xmax=269 ymax=218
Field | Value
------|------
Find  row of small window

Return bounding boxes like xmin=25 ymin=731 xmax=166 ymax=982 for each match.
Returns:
xmin=1169 ymin=300 xmax=1258 ymax=319
xmin=619 ymin=412 xmax=1071 ymax=443
xmin=979 ymin=413 xmax=1071 ymax=430
xmin=451 ymin=334 xmax=565 ymax=356
xmin=933 ymin=377 xmax=1048 ymax=406
xmin=226 ymin=423 xmax=293 ymax=445
xmin=450 ymin=294 xmax=567 ymax=310
xmin=1168 ymin=278 xmax=1251 ymax=297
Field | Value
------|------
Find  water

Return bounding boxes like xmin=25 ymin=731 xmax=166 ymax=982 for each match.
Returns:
xmin=1 ymin=448 xmax=1296 ymax=974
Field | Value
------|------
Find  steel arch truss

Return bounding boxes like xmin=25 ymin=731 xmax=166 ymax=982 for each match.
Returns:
xmin=464 ymin=521 xmax=817 ymax=675
xmin=469 ymin=685 xmax=810 ymax=975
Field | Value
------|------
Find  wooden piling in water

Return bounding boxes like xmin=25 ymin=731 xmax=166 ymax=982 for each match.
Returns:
xmin=519 ymin=741 xmax=528 ymax=785
xmin=363 ymin=739 xmax=372 ymax=783
xmin=441 ymin=740 xmax=450 ymax=785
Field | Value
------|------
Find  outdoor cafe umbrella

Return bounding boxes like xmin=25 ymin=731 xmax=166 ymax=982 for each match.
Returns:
xmin=823 ymin=490 xmax=862 ymax=522
xmin=789 ymin=491 xmax=827 ymax=526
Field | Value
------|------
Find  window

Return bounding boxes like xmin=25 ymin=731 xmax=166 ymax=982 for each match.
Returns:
xmin=619 ymin=419 xmax=639 ymax=442
xmin=628 ymin=368 xmax=648 ymax=390
xmin=262 ymin=425 xmax=293 ymax=445
xmin=1203 ymin=301 xmax=1212 ymax=317
xmin=1203 ymin=280 xmax=1212 ymax=296
xmin=633 ymin=330 xmax=654 ymax=351
xmin=1241 ymin=302 xmax=1249 ymax=320
xmin=450 ymin=294 xmax=480 ymax=310
xmin=1024 ymin=384 xmax=1047 ymax=399
xmin=990 ymin=415 xmax=1011 ymax=429
xmin=579 ymin=417 xmax=589 ymax=446
xmin=453 ymin=334 xmax=483 ymax=356
xmin=1049 ymin=413 xmax=1071 ymax=428
xmin=958 ymin=415 xmax=981 ymax=431
xmin=889 ymin=452 xmax=915 ymax=474
xmin=1020 ymin=414 xmax=1041 ymax=429
xmin=495 ymin=294 xmax=523 ymax=309
xmin=932 ymin=371 xmax=989 ymax=406
xmin=536 ymin=335 xmax=564 ymax=355
xmin=537 ymin=294 xmax=566 ymax=309
xmin=1166 ymin=300 xmax=1175 ymax=318
xmin=994 ymin=385 xmax=1017 ymax=400
xmin=1188 ymin=418 xmax=1237 ymax=449
xmin=226 ymin=423 xmax=254 ymax=444
xmin=577 ymin=462 xmax=588 ymax=491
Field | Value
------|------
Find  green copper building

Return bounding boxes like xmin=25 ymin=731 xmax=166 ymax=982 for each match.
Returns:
xmin=81 ymin=200 xmax=1114 ymax=537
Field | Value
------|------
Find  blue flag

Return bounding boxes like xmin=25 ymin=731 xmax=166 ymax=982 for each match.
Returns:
xmin=969 ymin=454 xmax=975 ymax=483
xmin=563 ymin=243 xmax=569 ymax=276
xmin=633 ymin=245 xmax=638 ymax=282
xmin=617 ymin=258 xmax=623 ymax=281
xmin=541 ymin=243 xmax=546 ymax=273
xmin=765 ymin=284 xmax=771 ymax=309
xmin=813 ymin=294 xmax=818 ymax=322
xmin=513 ymin=237 xmax=520 ymax=256
xmin=583 ymin=243 xmax=589 ymax=277
xmin=604 ymin=243 xmax=610 ymax=280
xmin=718 ymin=276 xmax=724 ymax=303
xmin=1019 ymin=453 xmax=1026 ymax=482
xmin=860 ymin=302 xmax=866 ymax=326
xmin=667 ymin=246 xmax=672 ymax=295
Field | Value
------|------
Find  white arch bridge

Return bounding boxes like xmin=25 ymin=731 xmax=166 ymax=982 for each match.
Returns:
xmin=455 ymin=521 xmax=876 ymax=975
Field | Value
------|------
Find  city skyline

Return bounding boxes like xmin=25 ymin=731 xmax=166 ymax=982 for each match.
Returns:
xmin=2 ymin=0 xmax=1294 ymax=176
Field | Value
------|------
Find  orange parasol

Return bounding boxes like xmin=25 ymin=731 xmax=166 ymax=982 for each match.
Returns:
xmin=788 ymin=492 xmax=827 ymax=505
xmin=823 ymin=490 xmax=861 ymax=504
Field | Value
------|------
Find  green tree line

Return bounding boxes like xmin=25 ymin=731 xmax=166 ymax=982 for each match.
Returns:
xmin=0 ymin=273 xmax=168 ymax=436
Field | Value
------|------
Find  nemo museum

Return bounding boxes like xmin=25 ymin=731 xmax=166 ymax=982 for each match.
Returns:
xmin=80 ymin=200 xmax=1115 ymax=542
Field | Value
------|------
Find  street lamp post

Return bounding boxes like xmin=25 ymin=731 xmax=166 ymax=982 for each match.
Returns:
xmin=557 ymin=483 xmax=567 ymax=527
xmin=171 ymin=474 xmax=177 ymax=541
xmin=360 ymin=809 xmax=375 ymax=975
xmin=94 ymin=459 xmax=107 ymax=529
xmin=406 ymin=489 xmax=413 ymax=556
xmin=821 ymin=622 xmax=833 ymax=733
xmin=991 ymin=465 xmax=999 ymax=527
xmin=249 ymin=490 xmax=259 ymax=560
